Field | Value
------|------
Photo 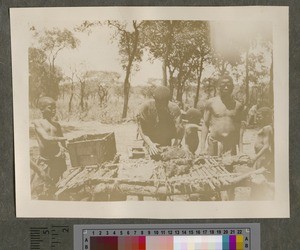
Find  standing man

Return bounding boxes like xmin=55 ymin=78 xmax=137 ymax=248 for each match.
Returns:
xmin=32 ymin=97 xmax=67 ymax=199
xmin=137 ymin=86 xmax=183 ymax=156
xmin=200 ymin=75 xmax=244 ymax=156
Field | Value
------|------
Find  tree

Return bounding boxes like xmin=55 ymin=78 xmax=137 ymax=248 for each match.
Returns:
xmin=29 ymin=47 xmax=48 ymax=106
xmin=64 ymin=66 xmax=77 ymax=113
xmin=142 ymin=21 xmax=175 ymax=86
xmin=107 ymin=21 xmax=144 ymax=118
xmin=78 ymin=20 xmax=147 ymax=118
xmin=97 ymin=84 xmax=108 ymax=107
xmin=144 ymin=21 xmax=211 ymax=103
xmin=169 ymin=21 xmax=210 ymax=103
xmin=76 ymin=71 xmax=88 ymax=112
xmin=29 ymin=47 xmax=63 ymax=106
xmin=210 ymin=21 xmax=272 ymax=108
xmin=33 ymin=27 xmax=80 ymax=100
xmin=188 ymin=22 xmax=211 ymax=108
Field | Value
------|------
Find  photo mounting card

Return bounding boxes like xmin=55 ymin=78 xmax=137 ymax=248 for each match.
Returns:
xmin=11 ymin=6 xmax=289 ymax=218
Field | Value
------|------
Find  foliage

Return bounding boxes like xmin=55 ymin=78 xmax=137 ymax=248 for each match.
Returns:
xmin=32 ymin=27 xmax=80 ymax=100
xmin=37 ymin=28 xmax=79 ymax=57
xmin=142 ymin=21 xmax=210 ymax=103
xmin=29 ymin=47 xmax=63 ymax=106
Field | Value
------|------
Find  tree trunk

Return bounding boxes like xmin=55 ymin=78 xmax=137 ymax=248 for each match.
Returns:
xmin=170 ymin=82 xmax=174 ymax=100
xmin=162 ymin=59 xmax=167 ymax=86
xmin=68 ymin=93 xmax=73 ymax=113
xmin=176 ymin=67 xmax=184 ymax=102
xmin=168 ymin=66 xmax=175 ymax=100
xmin=68 ymin=84 xmax=74 ymax=113
xmin=194 ymin=57 xmax=204 ymax=108
xmin=176 ymin=80 xmax=183 ymax=103
xmin=51 ymin=58 xmax=59 ymax=100
xmin=245 ymin=50 xmax=250 ymax=108
xmin=162 ymin=20 xmax=173 ymax=87
xmin=80 ymin=80 xmax=85 ymax=112
xmin=176 ymin=88 xmax=182 ymax=102
xmin=122 ymin=21 xmax=139 ymax=119
xmin=122 ymin=73 xmax=130 ymax=119
xmin=185 ymin=87 xmax=188 ymax=103
xmin=98 ymin=85 xmax=103 ymax=107
xmin=269 ymin=52 xmax=274 ymax=108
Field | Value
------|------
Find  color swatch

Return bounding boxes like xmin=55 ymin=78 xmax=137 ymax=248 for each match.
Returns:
xmin=90 ymin=235 xmax=244 ymax=250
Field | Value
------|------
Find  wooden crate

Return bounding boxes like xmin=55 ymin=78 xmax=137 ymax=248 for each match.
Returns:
xmin=128 ymin=147 xmax=146 ymax=159
xmin=68 ymin=133 xmax=117 ymax=167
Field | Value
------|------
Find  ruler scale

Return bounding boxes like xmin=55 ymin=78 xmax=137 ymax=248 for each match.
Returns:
xmin=29 ymin=226 xmax=71 ymax=250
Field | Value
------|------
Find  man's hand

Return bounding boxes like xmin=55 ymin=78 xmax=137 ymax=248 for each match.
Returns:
xmin=247 ymin=156 xmax=256 ymax=167
xmin=148 ymin=142 xmax=159 ymax=156
xmin=60 ymin=145 xmax=68 ymax=154
xmin=251 ymin=174 xmax=266 ymax=185
xmin=58 ymin=137 xmax=67 ymax=142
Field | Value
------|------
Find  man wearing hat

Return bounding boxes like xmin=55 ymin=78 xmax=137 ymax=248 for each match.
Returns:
xmin=137 ymin=86 xmax=183 ymax=156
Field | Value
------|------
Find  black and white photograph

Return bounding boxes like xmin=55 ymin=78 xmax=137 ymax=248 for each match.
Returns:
xmin=11 ymin=7 xmax=289 ymax=218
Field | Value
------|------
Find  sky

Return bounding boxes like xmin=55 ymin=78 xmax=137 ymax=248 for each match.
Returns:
xmin=30 ymin=22 xmax=163 ymax=86
xmin=30 ymin=20 xmax=272 ymax=86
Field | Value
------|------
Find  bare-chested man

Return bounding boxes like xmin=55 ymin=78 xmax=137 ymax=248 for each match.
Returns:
xmin=200 ymin=75 xmax=243 ymax=156
xmin=32 ymin=97 xmax=67 ymax=199
xmin=251 ymin=107 xmax=274 ymax=179
xmin=249 ymin=107 xmax=274 ymax=200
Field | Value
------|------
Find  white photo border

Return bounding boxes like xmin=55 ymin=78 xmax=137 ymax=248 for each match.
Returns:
xmin=11 ymin=6 xmax=289 ymax=218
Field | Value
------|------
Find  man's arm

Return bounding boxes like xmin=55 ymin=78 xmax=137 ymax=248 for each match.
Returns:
xmin=251 ymin=126 xmax=272 ymax=165
xmin=200 ymin=102 xmax=211 ymax=154
xmin=239 ymin=121 xmax=246 ymax=154
xmin=172 ymin=109 xmax=184 ymax=146
xmin=237 ymin=102 xmax=245 ymax=153
xmin=185 ymin=124 xmax=202 ymax=131
xmin=136 ymin=104 xmax=159 ymax=156
xmin=55 ymin=122 xmax=67 ymax=148
xmin=34 ymin=121 xmax=66 ymax=142
xmin=137 ymin=120 xmax=159 ymax=156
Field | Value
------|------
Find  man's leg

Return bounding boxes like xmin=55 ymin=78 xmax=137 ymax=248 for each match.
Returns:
xmin=207 ymin=135 xmax=218 ymax=156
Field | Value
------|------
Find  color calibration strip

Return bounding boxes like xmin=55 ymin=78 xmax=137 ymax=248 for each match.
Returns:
xmin=74 ymin=224 xmax=260 ymax=250
xmin=89 ymin=235 xmax=245 ymax=250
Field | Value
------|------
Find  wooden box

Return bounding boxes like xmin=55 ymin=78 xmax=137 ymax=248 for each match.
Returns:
xmin=128 ymin=147 xmax=146 ymax=159
xmin=68 ymin=133 xmax=117 ymax=167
